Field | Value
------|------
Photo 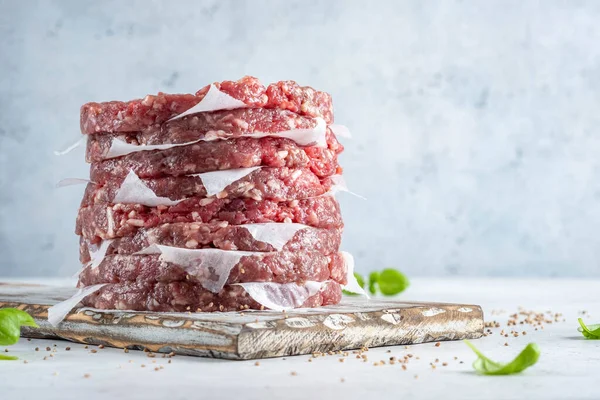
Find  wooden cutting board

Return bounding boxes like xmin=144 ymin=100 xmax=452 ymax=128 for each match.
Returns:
xmin=0 ymin=282 xmax=484 ymax=360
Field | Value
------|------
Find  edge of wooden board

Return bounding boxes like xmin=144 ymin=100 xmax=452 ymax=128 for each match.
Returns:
xmin=0 ymin=283 xmax=484 ymax=360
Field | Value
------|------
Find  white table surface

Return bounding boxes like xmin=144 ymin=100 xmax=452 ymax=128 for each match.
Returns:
xmin=1 ymin=277 xmax=598 ymax=400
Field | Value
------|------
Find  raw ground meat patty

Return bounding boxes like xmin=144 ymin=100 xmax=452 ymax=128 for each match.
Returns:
xmin=86 ymin=108 xmax=337 ymax=162
xmin=77 ymin=252 xmax=347 ymax=287
xmin=80 ymin=76 xmax=334 ymax=135
xmin=80 ymin=280 xmax=342 ymax=312
xmin=88 ymin=132 xmax=342 ymax=182
xmin=79 ymin=224 xmax=342 ymax=264
xmin=81 ymin=167 xmax=336 ymax=207
xmin=76 ymin=196 xmax=343 ymax=241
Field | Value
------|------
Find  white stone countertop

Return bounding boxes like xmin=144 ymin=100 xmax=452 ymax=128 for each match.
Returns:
xmin=1 ymin=278 xmax=598 ymax=400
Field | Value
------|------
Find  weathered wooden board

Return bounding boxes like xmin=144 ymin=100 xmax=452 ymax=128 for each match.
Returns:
xmin=0 ymin=282 xmax=484 ymax=360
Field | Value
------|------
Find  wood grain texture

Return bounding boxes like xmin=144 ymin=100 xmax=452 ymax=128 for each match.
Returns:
xmin=0 ymin=282 xmax=484 ymax=360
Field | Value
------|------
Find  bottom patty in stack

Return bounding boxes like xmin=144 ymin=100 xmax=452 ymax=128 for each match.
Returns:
xmin=80 ymin=280 xmax=342 ymax=312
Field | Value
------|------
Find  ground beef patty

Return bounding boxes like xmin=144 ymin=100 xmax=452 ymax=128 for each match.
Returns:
xmin=89 ymin=133 xmax=342 ymax=182
xmin=80 ymin=76 xmax=334 ymax=135
xmin=86 ymin=108 xmax=341 ymax=162
xmin=79 ymin=224 xmax=342 ymax=264
xmin=81 ymin=167 xmax=335 ymax=207
xmin=76 ymin=196 xmax=343 ymax=241
xmin=80 ymin=280 xmax=341 ymax=312
xmin=78 ymin=252 xmax=347 ymax=287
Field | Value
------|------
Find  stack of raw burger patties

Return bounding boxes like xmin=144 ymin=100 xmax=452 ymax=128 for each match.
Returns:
xmin=75 ymin=76 xmax=349 ymax=312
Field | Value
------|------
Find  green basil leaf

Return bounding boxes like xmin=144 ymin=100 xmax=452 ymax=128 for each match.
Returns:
xmin=377 ymin=269 xmax=410 ymax=296
xmin=0 ymin=353 xmax=18 ymax=361
xmin=368 ymin=272 xmax=380 ymax=295
xmin=0 ymin=308 xmax=38 ymax=346
xmin=464 ymin=340 xmax=540 ymax=375
xmin=342 ymin=272 xmax=366 ymax=296
xmin=578 ymin=318 xmax=600 ymax=339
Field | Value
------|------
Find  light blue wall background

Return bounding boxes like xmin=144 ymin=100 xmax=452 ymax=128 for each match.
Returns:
xmin=1 ymin=0 xmax=600 ymax=277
